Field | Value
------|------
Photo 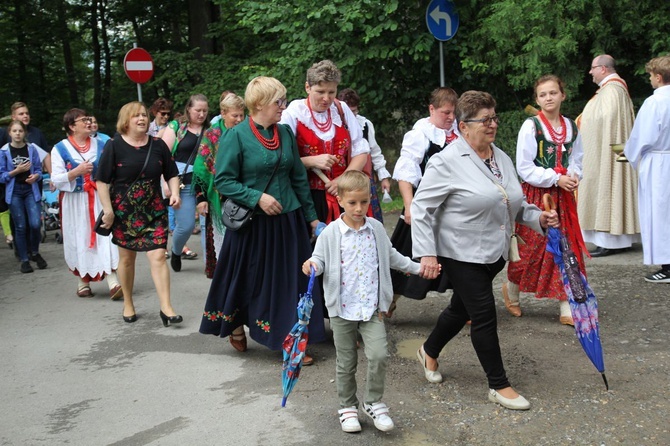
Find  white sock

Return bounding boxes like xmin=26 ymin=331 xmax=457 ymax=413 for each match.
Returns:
xmin=78 ymin=277 xmax=88 ymax=289
xmin=506 ymin=282 xmax=520 ymax=303
xmin=559 ymin=300 xmax=572 ymax=318
xmin=106 ymin=271 xmax=120 ymax=289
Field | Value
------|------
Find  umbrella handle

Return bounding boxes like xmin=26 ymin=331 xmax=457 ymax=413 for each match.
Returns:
xmin=307 ymin=266 xmax=316 ymax=295
xmin=543 ymin=193 xmax=556 ymax=212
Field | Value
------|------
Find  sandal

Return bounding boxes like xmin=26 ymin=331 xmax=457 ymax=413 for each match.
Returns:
xmin=109 ymin=285 xmax=123 ymax=301
xmin=229 ymin=331 xmax=247 ymax=352
xmin=77 ymin=285 xmax=94 ymax=298
xmin=502 ymin=282 xmax=522 ymax=317
xmin=6 ymin=235 xmax=13 ymax=250
xmin=182 ymin=248 xmax=198 ymax=260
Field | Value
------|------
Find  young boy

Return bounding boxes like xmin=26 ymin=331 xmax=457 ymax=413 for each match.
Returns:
xmin=302 ymin=171 xmax=437 ymax=433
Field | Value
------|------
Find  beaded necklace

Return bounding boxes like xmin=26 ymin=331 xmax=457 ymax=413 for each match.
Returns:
xmin=68 ymin=135 xmax=91 ymax=154
xmin=307 ymin=97 xmax=333 ymax=132
xmin=538 ymin=112 xmax=566 ymax=148
xmin=249 ymin=116 xmax=280 ymax=150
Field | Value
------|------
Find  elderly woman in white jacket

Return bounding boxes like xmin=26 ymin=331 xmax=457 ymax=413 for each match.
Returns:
xmin=411 ymin=91 xmax=558 ymax=411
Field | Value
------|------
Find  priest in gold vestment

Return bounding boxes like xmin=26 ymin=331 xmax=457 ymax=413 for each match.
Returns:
xmin=576 ymin=55 xmax=640 ymax=257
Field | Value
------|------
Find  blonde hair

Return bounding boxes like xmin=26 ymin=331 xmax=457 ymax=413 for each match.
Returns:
xmin=116 ymin=101 xmax=147 ymax=135
xmin=10 ymin=102 xmax=28 ymax=115
xmin=337 ymin=170 xmax=370 ymax=196
xmin=646 ymin=55 xmax=670 ymax=83
xmin=245 ymin=76 xmax=287 ymax=112
xmin=220 ymin=93 xmax=245 ymax=114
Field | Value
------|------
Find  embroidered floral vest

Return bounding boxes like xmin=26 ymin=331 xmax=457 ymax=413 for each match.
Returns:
xmin=296 ymin=122 xmax=351 ymax=190
xmin=530 ymin=116 xmax=578 ymax=170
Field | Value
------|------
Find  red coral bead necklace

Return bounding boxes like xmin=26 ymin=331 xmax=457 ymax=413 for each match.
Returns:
xmin=307 ymin=97 xmax=333 ymax=132
xmin=249 ymin=116 xmax=280 ymax=150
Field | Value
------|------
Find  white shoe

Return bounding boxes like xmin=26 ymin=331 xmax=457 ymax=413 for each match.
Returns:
xmin=363 ymin=402 xmax=395 ymax=432
xmin=417 ymin=346 xmax=443 ymax=383
xmin=338 ymin=407 xmax=361 ymax=433
xmin=488 ymin=389 xmax=531 ymax=410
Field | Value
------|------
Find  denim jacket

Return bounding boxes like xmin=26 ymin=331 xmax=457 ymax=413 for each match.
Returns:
xmin=0 ymin=143 xmax=43 ymax=204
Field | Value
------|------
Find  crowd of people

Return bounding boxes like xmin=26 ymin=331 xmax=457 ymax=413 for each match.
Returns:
xmin=2 ymin=53 xmax=669 ymax=434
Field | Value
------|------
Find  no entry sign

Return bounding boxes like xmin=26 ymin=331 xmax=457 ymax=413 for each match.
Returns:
xmin=123 ymin=48 xmax=154 ymax=84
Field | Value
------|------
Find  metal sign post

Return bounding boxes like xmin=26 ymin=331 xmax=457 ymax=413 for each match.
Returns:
xmin=426 ymin=0 xmax=459 ymax=87
xmin=123 ymin=44 xmax=154 ymax=102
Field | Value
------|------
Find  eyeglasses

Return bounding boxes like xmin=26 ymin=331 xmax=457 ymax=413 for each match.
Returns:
xmin=463 ymin=115 xmax=499 ymax=126
xmin=590 ymin=65 xmax=605 ymax=70
xmin=275 ymin=98 xmax=288 ymax=108
xmin=75 ymin=117 xmax=92 ymax=124
xmin=158 ymin=111 xmax=171 ymax=117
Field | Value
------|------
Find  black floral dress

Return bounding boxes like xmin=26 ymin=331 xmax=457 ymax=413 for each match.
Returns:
xmin=96 ymin=137 xmax=178 ymax=251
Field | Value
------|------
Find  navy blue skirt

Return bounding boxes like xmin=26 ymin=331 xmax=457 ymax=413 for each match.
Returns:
xmin=199 ymin=209 xmax=326 ymax=351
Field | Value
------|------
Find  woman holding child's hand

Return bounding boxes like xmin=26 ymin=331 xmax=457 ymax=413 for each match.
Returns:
xmin=303 ymin=170 xmax=441 ymax=434
xmin=411 ymin=91 xmax=559 ymax=412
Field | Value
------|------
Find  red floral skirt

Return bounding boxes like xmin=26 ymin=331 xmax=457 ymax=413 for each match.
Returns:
xmin=507 ymin=184 xmax=586 ymax=300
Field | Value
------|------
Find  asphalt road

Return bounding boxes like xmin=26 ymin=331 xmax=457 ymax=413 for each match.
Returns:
xmin=1 ymin=215 xmax=668 ymax=445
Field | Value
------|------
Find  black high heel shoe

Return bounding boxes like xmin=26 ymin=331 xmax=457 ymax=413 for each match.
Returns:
xmin=123 ymin=314 xmax=138 ymax=323
xmin=160 ymin=311 xmax=183 ymax=327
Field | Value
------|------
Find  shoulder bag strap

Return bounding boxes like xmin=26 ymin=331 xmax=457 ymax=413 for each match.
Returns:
xmin=333 ymin=99 xmax=347 ymax=129
xmin=260 ymin=133 xmax=283 ymax=195
xmin=179 ymin=131 xmax=204 ymax=179
xmin=116 ymin=138 xmax=153 ymax=207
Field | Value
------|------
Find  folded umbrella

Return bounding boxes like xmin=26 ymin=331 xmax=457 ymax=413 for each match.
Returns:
xmin=281 ymin=267 xmax=317 ymax=407
xmin=543 ymin=194 xmax=608 ymax=390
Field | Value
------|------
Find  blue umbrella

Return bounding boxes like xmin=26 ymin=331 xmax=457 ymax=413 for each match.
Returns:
xmin=543 ymin=194 xmax=608 ymax=390
xmin=281 ymin=267 xmax=317 ymax=407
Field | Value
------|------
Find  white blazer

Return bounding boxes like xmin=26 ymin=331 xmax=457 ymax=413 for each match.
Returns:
xmin=411 ymin=137 xmax=544 ymax=264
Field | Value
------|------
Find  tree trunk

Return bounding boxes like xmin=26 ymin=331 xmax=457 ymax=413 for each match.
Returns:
xmin=188 ymin=0 xmax=215 ymax=57
xmin=99 ymin=0 xmax=112 ymax=112
xmin=13 ymin=0 xmax=28 ymax=100
xmin=56 ymin=0 xmax=78 ymax=105
xmin=91 ymin=0 xmax=102 ymax=111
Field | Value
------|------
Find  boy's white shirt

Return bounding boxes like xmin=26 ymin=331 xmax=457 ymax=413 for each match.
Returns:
xmin=337 ymin=218 xmax=379 ymax=321
xmin=309 ymin=214 xmax=421 ymax=317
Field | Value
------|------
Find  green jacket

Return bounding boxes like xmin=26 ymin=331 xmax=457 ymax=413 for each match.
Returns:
xmin=214 ymin=117 xmax=317 ymax=221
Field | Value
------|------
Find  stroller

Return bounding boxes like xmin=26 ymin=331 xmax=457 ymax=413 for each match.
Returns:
xmin=41 ymin=174 xmax=62 ymax=243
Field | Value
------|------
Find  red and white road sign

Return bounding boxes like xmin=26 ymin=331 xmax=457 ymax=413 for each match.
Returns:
xmin=123 ymin=48 xmax=154 ymax=84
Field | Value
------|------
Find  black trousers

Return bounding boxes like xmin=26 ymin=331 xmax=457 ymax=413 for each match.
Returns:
xmin=423 ymin=256 xmax=509 ymax=390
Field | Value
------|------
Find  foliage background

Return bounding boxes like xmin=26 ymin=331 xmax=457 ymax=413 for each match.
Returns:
xmin=1 ymin=0 xmax=668 ymax=162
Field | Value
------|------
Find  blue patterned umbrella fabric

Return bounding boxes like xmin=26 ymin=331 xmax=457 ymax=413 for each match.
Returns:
xmin=543 ymin=194 xmax=608 ymax=390
xmin=281 ymin=267 xmax=316 ymax=407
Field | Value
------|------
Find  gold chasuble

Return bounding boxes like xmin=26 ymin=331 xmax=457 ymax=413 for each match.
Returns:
xmin=576 ymin=76 xmax=640 ymax=236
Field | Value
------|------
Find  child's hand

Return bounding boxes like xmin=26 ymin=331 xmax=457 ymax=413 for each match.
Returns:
xmin=419 ymin=257 xmax=441 ymax=279
xmin=302 ymin=260 xmax=317 ymax=276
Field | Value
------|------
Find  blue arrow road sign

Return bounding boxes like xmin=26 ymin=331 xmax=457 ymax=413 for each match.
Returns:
xmin=426 ymin=0 xmax=459 ymax=42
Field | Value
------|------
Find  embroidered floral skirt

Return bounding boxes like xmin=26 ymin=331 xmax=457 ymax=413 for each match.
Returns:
xmin=199 ymin=209 xmax=326 ymax=351
xmin=507 ymin=184 xmax=587 ymax=300
xmin=111 ymin=179 xmax=169 ymax=251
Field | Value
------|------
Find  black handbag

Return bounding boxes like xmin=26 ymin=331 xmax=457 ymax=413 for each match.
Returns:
xmin=94 ymin=139 xmax=153 ymax=236
xmin=221 ymin=140 xmax=283 ymax=232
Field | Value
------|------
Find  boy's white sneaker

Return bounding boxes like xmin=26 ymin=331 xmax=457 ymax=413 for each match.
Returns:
xmin=363 ymin=401 xmax=395 ymax=432
xmin=338 ymin=406 xmax=361 ymax=433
